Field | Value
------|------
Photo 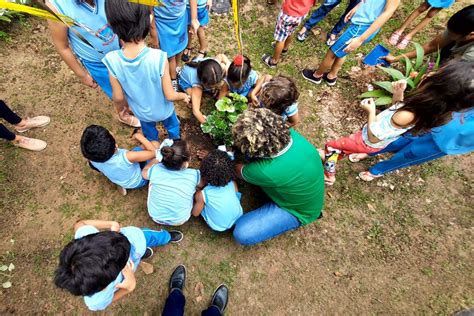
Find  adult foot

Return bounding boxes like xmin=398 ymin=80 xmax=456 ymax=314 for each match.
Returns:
xmin=210 ymin=284 xmax=229 ymax=314
xmin=271 ymin=42 xmax=288 ymax=56
xmin=142 ymin=247 xmax=154 ymax=259
xmin=15 ymin=116 xmax=50 ymax=133
xmin=261 ymin=54 xmax=278 ymax=68
xmin=358 ymin=171 xmax=382 ymax=182
xmin=13 ymin=136 xmax=47 ymax=151
xmin=301 ymin=69 xmax=322 ymax=84
xmin=169 ymin=265 xmax=186 ymax=293
xmin=348 ymin=153 xmax=369 ymax=162
xmin=119 ymin=112 xmax=141 ymax=128
xmin=169 ymin=230 xmax=184 ymax=243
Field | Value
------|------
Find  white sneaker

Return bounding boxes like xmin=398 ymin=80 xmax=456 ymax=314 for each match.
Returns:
xmin=15 ymin=116 xmax=50 ymax=133
xmin=13 ymin=136 xmax=47 ymax=151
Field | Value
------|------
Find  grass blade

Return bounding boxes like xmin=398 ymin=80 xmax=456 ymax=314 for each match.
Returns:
xmin=358 ymin=89 xmax=391 ymax=98
xmin=377 ymin=66 xmax=405 ymax=81
xmin=375 ymin=96 xmax=393 ymax=106
xmin=413 ymin=64 xmax=428 ymax=87
xmin=403 ymin=56 xmax=412 ymax=77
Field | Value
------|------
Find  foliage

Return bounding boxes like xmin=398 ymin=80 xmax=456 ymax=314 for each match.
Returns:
xmin=359 ymin=43 xmax=440 ymax=106
xmin=0 ymin=6 xmax=26 ymax=42
xmin=201 ymin=93 xmax=248 ymax=146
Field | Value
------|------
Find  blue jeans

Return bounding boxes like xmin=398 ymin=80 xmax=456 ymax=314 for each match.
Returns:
xmin=304 ymin=0 xmax=360 ymax=36
xmin=233 ymin=202 xmax=301 ymax=246
xmin=81 ymin=59 xmax=113 ymax=99
xmin=140 ymin=111 xmax=181 ymax=142
xmin=162 ymin=288 xmax=221 ymax=316
xmin=141 ymin=228 xmax=171 ymax=247
xmin=368 ymin=134 xmax=446 ymax=175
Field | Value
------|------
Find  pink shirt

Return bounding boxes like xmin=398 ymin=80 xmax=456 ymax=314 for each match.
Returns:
xmin=281 ymin=0 xmax=316 ymax=17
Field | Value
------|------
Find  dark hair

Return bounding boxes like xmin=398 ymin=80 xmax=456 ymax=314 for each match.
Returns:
xmin=187 ymin=59 xmax=224 ymax=90
xmin=54 ymin=231 xmax=130 ymax=296
xmin=161 ymin=140 xmax=191 ymax=170
xmin=105 ymin=0 xmax=150 ymax=43
xmin=200 ymin=150 xmax=235 ymax=187
xmin=260 ymin=75 xmax=300 ymax=115
xmin=400 ymin=60 xmax=474 ymax=135
xmin=447 ymin=5 xmax=474 ymax=36
xmin=227 ymin=55 xmax=252 ymax=85
xmin=80 ymin=125 xmax=116 ymax=162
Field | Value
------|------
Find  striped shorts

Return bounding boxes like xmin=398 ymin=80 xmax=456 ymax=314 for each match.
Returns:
xmin=273 ymin=11 xmax=304 ymax=42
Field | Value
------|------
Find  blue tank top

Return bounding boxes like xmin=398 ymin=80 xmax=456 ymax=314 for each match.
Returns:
xmin=351 ymin=0 xmax=387 ymax=25
xmin=227 ymin=70 xmax=259 ymax=97
xmin=201 ymin=182 xmax=243 ymax=231
xmin=48 ymin=0 xmax=120 ymax=63
xmin=154 ymin=0 xmax=187 ymax=20
xmin=91 ymin=148 xmax=144 ymax=189
xmin=103 ymin=47 xmax=175 ymax=123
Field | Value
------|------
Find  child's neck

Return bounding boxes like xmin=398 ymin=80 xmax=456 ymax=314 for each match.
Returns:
xmin=121 ymin=40 xmax=147 ymax=59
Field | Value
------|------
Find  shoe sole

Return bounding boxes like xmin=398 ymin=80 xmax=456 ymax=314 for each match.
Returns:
xmin=302 ymin=72 xmax=322 ymax=84
xmin=169 ymin=231 xmax=184 ymax=243
xmin=325 ymin=80 xmax=337 ymax=86
xmin=16 ymin=120 xmax=50 ymax=133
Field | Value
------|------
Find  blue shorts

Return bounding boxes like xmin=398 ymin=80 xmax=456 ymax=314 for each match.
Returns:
xmin=187 ymin=6 xmax=210 ymax=27
xmin=330 ymin=23 xmax=379 ymax=58
xmin=81 ymin=59 xmax=113 ymax=99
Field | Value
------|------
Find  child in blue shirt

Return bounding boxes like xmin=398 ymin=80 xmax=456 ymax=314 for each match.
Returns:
xmin=103 ymin=0 xmax=190 ymax=142
xmin=192 ymin=150 xmax=243 ymax=231
xmin=219 ymin=55 xmax=267 ymax=105
xmin=302 ymin=0 xmax=400 ymax=86
xmin=143 ymin=139 xmax=200 ymax=226
xmin=81 ymin=125 xmax=156 ymax=195
xmin=54 ymin=219 xmax=183 ymax=311
xmin=182 ymin=0 xmax=212 ymax=62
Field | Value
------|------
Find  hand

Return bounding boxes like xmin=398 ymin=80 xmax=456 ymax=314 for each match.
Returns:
xmin=250 ymin=93 xmax=259 ymax=106
xmin=110 ymin=221 xmax=121 ymax=232
xmin=132 ymin=131 xmax=145 ymax=141
xmin=181 ymin=93 xmax=191 ymax=103
xmin=115 ymin=261 xmax=136 ymax=292
xmin=343 ymin=37 xmax=363 ymax=53
xmin=191 ymin=19 xmax=200 ymax=34
xmin=80 ymin=74 xmax=98 ymax=89
xmin=360 ymin=98 xmax=376 ymax=113
xmin=382 ymin=54 xmax=397 ymax=64
xmin=344 ymin=5 xmax=358 ymax=23
xmin=392 ymin=79 xmax=407 ymax=94
xmin=197 ymin=149 xmax=209 ymax=160
xmin=206 ymin=0 xmax=212 ymax=9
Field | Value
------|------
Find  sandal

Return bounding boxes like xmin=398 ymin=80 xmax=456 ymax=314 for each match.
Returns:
xmin=324 ymin=173 xmax=336 ymax=186
xmin=358 ymin=171 xmax=382 ymax=182
xmin=261 ymin=53 xmax=277 ymax=69
xmin=197 ymin=50 xmax=208 ymax=59
xmin=388 ymin=31 xmax=402 ymax=46
xmin=326 ymin=34 xmax=337 ymax=46
xmin=181 ymin=48 xmax=193 ymax=62
xmin=119 ymin=111 xmax=141 ymax=128
xmin=348 ymin=153 xmax=369 ymax=163
xmin=396 ymin=37 xmax=411 ymax=50
xmin=297 ymin=30 xmax=309 ymax=42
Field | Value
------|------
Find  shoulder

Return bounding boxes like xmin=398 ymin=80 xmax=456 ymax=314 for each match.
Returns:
xmin=75 ymin=225 xmax=99 ymax=239
xmin=392 ymin=110 xmax=415 ymax=127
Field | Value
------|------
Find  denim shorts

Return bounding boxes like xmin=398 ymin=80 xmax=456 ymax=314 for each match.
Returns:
xmin=330 ymin=23 xmax=379 ymax=58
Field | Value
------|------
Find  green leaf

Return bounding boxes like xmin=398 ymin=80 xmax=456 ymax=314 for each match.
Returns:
xmin=0 ymin=265 xmax=7 ymax=272
xmin=375 ymin=96 xmax=393 ymax=106
xmin=414 ymin=42 xmax=424 ymax=70
xmin=378 ymin=66 xmax=406 ymax=81
xmin=201 ymin=123 xmax=212 ymax=134
xmin=403 ymin=56 xmax=412 ymax=78
xmin=434 ymin=48 xmax=441 ymax=71
xmin=406 ymin=78 xmax=415 ymax=89
xmin=215 ymin=98 xmax=235 ymax=112
xmin=359 ymin=89 xmax=391 ymax=98
xmin=0 ymin=15 xmax=11 ymax=22
xmin=2 ymin=281 xmax=12 ymax=289
xmin=227 ymin=113 xmax=239 ymax=123
xmin=8 ymin=263 xmax=14 ymax=271
xmin=413 ymin=63 xmax=428 ymax=87
xmin=374 ymin=81 xmax=394 ymax=93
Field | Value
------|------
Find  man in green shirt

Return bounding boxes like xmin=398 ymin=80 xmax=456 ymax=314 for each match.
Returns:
xmin=233 ymin=108 xmax=325 ymax=246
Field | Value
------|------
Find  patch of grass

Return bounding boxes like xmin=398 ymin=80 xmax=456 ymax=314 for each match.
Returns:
xmin=59 ymin=203 xmax=79 ymax=218
xmin=421 ymin=266 xmax=434 ymax=277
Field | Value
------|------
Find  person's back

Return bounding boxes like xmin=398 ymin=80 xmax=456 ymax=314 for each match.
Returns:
xmin=201 ymin=182 xmax=243 ymax=231
xmin=351 ymin=0 xmax=388 ymax=25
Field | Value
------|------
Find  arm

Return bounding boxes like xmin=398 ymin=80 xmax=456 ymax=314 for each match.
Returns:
xmin=388 ymin=32 xmax=450 ymax=63
xmin=109 ymin=74 xmax=128 ymax=112
xmin=191 ymin=190 xmax=205 ymax=217
xmin=74 ymin=219 xmax=121 ymax=232
xmin=360 ymin=99 xmax=379 ymax=144
xmin=113 ymin=261 xmax=136 ymax=304
xmin=248 ymin=73 xmax=266 ymax=105
xmin=215 ymin=54 xmax=231 ymax=70
xmin=149 ymin=7 xmax=159 ymax=48
xmin=287 ymin=113 xmax=300 ymax=127
xmin=126 ymin=149 xmax=156 ymax=163
xmin=235 ymin=163 xmax=244 ymax=180
xmin=189 ymin=0 xmax=199 ymax=33
xmin=391 ymin=110 xmax=416 ymax=128
xmin=233 ymin=180 xmax=239 ymax=192
xmin=344 ymin=0 xmax=400 ymax=53
xmin=191 ymin=86 xmax=206 ymax=123
xmin=142 ymin=159 xmax=159 ymax=180
xmin=218 ymin=82 xmax=230 ymax=99
xmin=162 ymin=60 xmax=190 ymax=102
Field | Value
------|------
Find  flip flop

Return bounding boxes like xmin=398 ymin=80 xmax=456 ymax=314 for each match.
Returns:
xmin=119 ymin=113 xmax=141 ymax=128
xmin=396 ymin=37 xmax=411 ymax=50
xmin=348 ymin=153 xmax=369 ymax=163
xmin=261 ymin=54 xmax=277 ymax=69
xmin=358 ymin=171 xmax=382 ymax=182
xmin=388 ymin=31 xmax=402 ymax=46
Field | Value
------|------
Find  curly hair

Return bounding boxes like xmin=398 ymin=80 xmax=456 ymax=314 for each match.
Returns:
xmin=200 ymin=150 xmax=235 ymax=187
xmin=232 ymin=108 xmax=291 ymax=158
xmin=260 ymin=75 xmax=300 ymax=115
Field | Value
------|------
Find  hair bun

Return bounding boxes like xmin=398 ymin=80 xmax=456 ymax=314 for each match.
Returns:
xmin=161 ymin=146 xmax=175 ymax=159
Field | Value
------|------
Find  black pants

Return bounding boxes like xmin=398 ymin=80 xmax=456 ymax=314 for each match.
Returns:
xmin=0 ymin=100 xmax=22 ymax=141
xmin=162 ymin=289 xmax=221 ymax=316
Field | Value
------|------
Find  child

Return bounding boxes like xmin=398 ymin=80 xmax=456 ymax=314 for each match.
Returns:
xmin=258 ymin=75 xmax=300 ymax=126
xmin=152 ymin=0 xmax=199 ymax=89
xmin=54 ymin=219 xmax=183 ymax=311
xmin=192 ymin=150 xmax=243 ymax=231
xmin=297 ymin=0 xmax=361 ymax=45
xmin=389 ymin=0 xmax=456 ymax=49
xmin=302 ymin=0 xmax=400 ymax=86
xmin=219 ymin=55 xmax=267 ymax=104
xmin=81 ymin=125 xmax=156 ymax=195
xmin=143 ymin=139 xmax=200 ymax=225
xmin=261 ymin=0 xmax=317 ymax=68
xmin=182 ymin=0 xmax=212 ymax=62
xmin=178 ymin=54 xmax=230 ymax=123
xmin=104 ymin=0 xmax=190 ymax=142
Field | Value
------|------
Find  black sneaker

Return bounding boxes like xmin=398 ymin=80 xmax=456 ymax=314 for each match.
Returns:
xmin=210 ymin=284 xmax=229 ymax=314
xmin=169 ymin=230 xmax=184 ymax=243
xmin=271 ymin=42 xmax=288 ymax=56
xmin=142 ymin=247 xmax=154 ymax=260
xmin=261 ymin=54 xmax=277 ymax=69
xmin=169 ymin=265 xmax=186 ymax=292
xmin=302 ymin=68 xmax=322 ymax=84
xmin=323 ymin=72 xmax=337 ymax=86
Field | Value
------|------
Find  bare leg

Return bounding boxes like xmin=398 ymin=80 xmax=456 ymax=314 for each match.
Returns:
xmin=283 ymin=34 xmax=293 ymax=50
xmin=272 ymin=40 xmax=286 ymax=63
xmin=313 ymin=49 xmax=337 ymax=77
xmin=187 ymin=27 xmax=194 ymax=50
xmin=327 ymin=56 xmax=346 ymax=79
xmin=169 ymin=56 xmax=177 ymax=80
xmin=395 ymin=2 xmax=430 ymax=34
xmin=197 ymin=27 xmax=208 ymax=54
xmin=404 ymin=7 xmax=441 ymax=39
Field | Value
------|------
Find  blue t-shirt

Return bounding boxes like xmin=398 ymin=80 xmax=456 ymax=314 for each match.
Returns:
xmin=201 ymin=182 xmax=243 ymax=231
xmin=351 ymin=0 xmax=387 ymax=25
xmin=227 ymin=70 xmax=258 ymax=97
xmin=187 ymin=0 xmax=207 ymax=8
xmin=178 ymin=57 xmax=208 ymax=91
xmin=103 ymin=47 xmax=174 ymax=123
xmin=48 ymin=0 xmax=120 ymax=63
xmin=90 ymin=148 xmax=144 ymax=189
xmin=282 ymin=102 xmax=299 ymax=121
xmin=431 ymin=109 xmax=474 ymax=155
xmin=75 ymin=225 xmax=146 ymax=311
xmin=147 ymin=164 xmax=200 ymax=225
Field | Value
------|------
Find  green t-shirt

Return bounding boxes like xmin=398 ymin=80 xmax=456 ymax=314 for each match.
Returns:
xmin=242 ymin=129 xmax=325 ymax=225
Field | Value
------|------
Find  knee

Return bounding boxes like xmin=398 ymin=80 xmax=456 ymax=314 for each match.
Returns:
xmin=426 ymin=8 xmax=440 ymax=18
xmin=233 ymin=220 xmax=255 ymax=246
xmin=417 ymin=2 xmax=430 ymax=12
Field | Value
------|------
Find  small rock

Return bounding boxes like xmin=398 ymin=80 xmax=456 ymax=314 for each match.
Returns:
xmin=334 ymin=271 xmax=342 ymax=277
